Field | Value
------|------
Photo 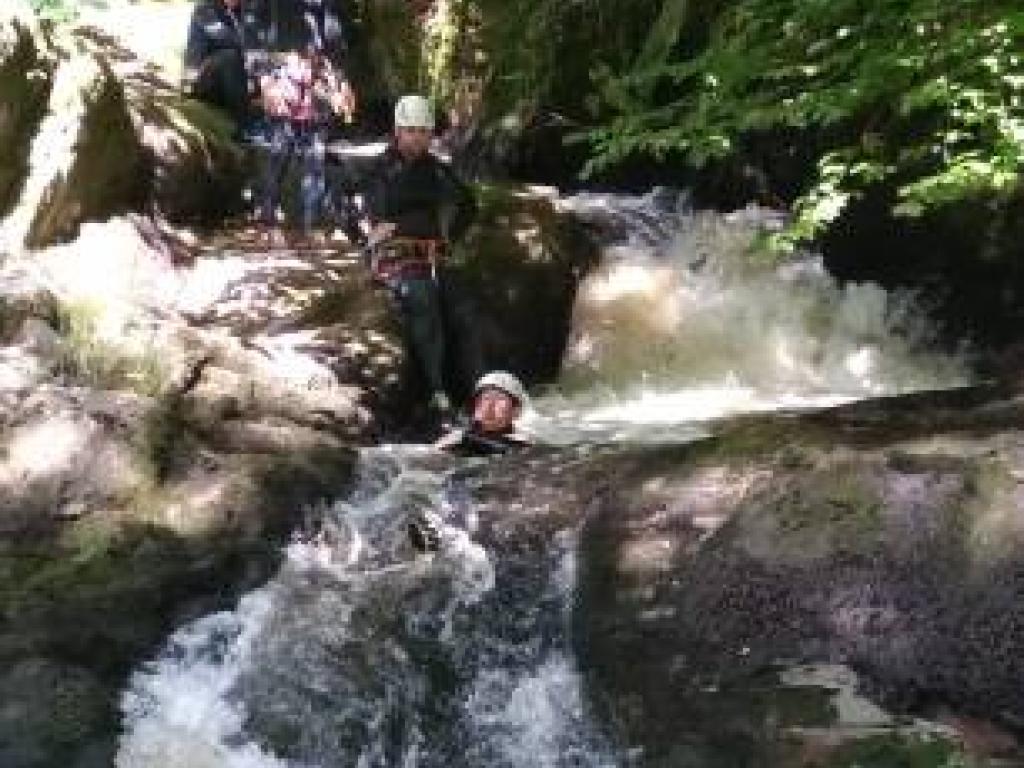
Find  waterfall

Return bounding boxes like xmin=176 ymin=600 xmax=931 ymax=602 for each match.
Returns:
xmin=114 ymin=191 xmax=972 ymax=768
xmin=116 ymin=447 xmax=618 ymax=768
xmin=523 ymin=191 xmax=968 ymax=444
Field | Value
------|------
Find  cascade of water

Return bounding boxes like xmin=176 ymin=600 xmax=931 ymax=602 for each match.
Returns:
xmin=115 ymin=190 xmax=972 ymax=768
xmin=117 ymin=447 xmax=617 ymax=768
xmin=523 ymin=190 xmax=969 ymax=444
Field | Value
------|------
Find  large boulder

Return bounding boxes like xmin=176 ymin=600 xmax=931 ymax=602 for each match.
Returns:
xmin=0 ymin=5 xmax=250 ymax=251
xmin=573 ymin=385 xmax=1024 ymax=764
xmin=0 ymin=379 xmax=358 ymax=767
xmin=129 ymin=88 xmax=248 ymax=225
xmin=14 ymin=52 xmax=147 ymax=248
xmin=451 ymin=185 xmax=599 ymax=392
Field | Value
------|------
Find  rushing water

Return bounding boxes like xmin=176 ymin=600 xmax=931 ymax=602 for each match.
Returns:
xmin=118 ymin=447 xmax=617 ymax=767
xmin=116 ymin=191 xmax=971 ymax=767
xmin=525 ymin=190 xmax=967 ymax=444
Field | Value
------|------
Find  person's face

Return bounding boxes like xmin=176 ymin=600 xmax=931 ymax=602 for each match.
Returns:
xmin=222 ymin=0 xmax=241 ymax=10
xmin=472 ymin=388 xmax=520 ymax=434
xmin=394 ymin=127 xmax=432 ymax=158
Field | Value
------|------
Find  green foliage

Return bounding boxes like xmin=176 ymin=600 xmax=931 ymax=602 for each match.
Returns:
xmin=53 ymin=301 xmax=167 ymax=397
xmin=586 ymin=0 xmax=1024 ymax=246
xmin=28 ymin=0 xmax=79 ymax=23
xmin=828 ymin=733 xmax=974 ymax=768
xmin=467 ymin=0 xmax=666 ymax=119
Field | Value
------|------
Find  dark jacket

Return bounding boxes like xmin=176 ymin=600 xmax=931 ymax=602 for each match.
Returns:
xmin=364 ymin=145 xmax=477 ymax=242
xmin=444 ymin=426 xmax=530 ymax=457
xmin=184 ymin=1 xmax=244 ymax=76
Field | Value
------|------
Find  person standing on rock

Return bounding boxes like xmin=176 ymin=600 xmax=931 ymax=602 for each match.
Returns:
xmin=183 ymin=0 xmax=252 ymax=134
xmin=258 ymin=42 xmax=356 ymax=244
xmin=362 ymin=94 xmax=478 ymax=421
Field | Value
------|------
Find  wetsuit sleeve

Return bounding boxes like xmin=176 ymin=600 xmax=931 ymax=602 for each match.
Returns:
xmin=361 ymin=155 xmax=389 ymax=225
xmin=183 ymin=7 xmax=212 ymax=83
xmin=435 ymin=161 xmax=477 ymax=242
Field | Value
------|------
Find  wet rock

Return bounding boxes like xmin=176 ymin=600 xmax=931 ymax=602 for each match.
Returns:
xmin=569 ymin=385 xmax=1024 ymax=763
xmin=0 ymin=378 xmax=358 ymax=767
xmin=0 ymin=2 xmax=50 ymax=219
xmin=454 ymin=185 xmax=600 ymax=391
xmin=0 ymin=658 xmax=112 ymax=768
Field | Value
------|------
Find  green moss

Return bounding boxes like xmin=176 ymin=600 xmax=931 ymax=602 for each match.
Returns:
xmin=0 ymin=517 xmax=149 ymax=617
xmin=52 ymin=299 xmax=168 ymax=397
xmin=827 ymin=733 xmax=973 ymax=768
xmin=780 ymin=468 xmax=882 ymax=533
xmin=0 ymin=10 xmax=50 ymax=217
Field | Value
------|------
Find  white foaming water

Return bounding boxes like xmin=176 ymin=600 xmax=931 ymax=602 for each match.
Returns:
xmin=463 ymin=534 xmax=616 ymax=767
xmin=117 ymin=449 xmax=612 ymax=768
xmin=116 ymin=590 xmax=285 ymax=768
xmin=465 ymin=655 xmax=615 ymax=768
xmin=530 ymin=192 xmax=969 ymax=443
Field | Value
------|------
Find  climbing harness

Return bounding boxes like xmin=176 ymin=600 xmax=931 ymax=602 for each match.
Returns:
xmin=368 ymin=237 xmax=445 ymax=283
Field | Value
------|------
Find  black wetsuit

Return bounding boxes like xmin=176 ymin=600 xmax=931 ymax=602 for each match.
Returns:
xmin=363 ymin=146 xmax=479 ymax=403
xmin=445 ymin=426 xmax=529 ymax=457
xmin=184 ymin=1 xmax=249 ymax=126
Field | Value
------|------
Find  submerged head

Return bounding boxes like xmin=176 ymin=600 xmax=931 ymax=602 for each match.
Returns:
xmin=471 ymin=371 xmax=527 ymax=434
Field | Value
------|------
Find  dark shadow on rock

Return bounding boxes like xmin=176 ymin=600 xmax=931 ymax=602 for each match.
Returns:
xmin=0 ymin=419 xmax=356 ymax=767
xmin=573 ymin=387 xmax=1024 ymax=765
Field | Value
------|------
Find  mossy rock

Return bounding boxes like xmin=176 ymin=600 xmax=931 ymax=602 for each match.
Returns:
xmin=5 ymin=50 xmax=147 ymax=248
xmin=129 ymin=89 xmax=249 ymax=225
xmin=0 ymin=2 xmax=51 ymax=219
xmin=453 ymin=184 xmax=600 ymax=387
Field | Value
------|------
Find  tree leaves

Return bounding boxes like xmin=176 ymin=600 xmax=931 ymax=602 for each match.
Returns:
xmin=585 ymin=0 xmax=1024 ymax=246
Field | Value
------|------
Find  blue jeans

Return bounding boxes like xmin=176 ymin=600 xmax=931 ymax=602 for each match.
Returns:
xmin=260 ymin=119 xmax=331 ymax=231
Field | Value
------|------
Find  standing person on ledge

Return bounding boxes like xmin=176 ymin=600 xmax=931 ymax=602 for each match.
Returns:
xmin=183 ymin=0 xmax=251 ymax=134
xmin=362 ymin=94 xmax=478 ymax=421
xmin=258 ymin=42 xmax=356 ymax=244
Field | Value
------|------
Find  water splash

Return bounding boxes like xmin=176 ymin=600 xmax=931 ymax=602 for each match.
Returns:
xmin=532 ymin=192 xmax=969 ymax=443
xmin=117 ymin=448 xmax=615 ymax=768
xmin=116 ymin=590 xmax=285 ymax=768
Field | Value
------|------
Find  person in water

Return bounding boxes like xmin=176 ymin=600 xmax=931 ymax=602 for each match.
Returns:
xmin=407 ymin=371 xmax=530 ymax=553
xmin=433 ymin=370 xmax=531 ymax=455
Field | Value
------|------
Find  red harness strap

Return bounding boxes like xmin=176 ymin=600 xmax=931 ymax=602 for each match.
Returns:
xmin=372 ymin=238 xmax=445 ymax=281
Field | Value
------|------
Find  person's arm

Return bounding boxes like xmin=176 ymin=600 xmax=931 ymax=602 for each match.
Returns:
xmin=435 ymin=161 xmax=477 ymax=242
xmin=432 ymin=427 xmax=467 ymax=451
xmin=318 ymin=64 xmax=356 ymax=122
xmin=361 ymin=154 xmax=397 ymax=245
xmin=182 ymin=8 xmax=211 ymax=91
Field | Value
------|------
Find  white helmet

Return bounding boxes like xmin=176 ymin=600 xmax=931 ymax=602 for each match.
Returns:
xmin=394 ymin=94 xmax=435 ymax=130
xmin=474 ymin=371 xmax=527 ymax=405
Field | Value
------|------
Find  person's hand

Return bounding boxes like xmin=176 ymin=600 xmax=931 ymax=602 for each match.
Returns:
xmin=182 ymin=66 xmax=199 ymax=93
xmin=367 ymin=222 xmax=396 ymax=246
xmin=330 ymin=81 xmax=357 ymax=123
xmin=260 ymin=77 xmax=288 ymax=117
